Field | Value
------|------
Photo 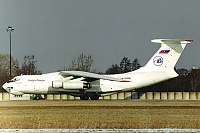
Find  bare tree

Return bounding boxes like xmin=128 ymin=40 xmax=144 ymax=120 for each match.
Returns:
xmin=120 ymin=57 xmax=132 ymax=73
xmin=67 ymin=53 xmax=93 ymax=72
xmin=106 ymin=64 xmax=121 ymax=74
xmin=19 ymin=55 xmax=42 ymax=75
xmin=0 ymin=54 xmax=19 ymax=91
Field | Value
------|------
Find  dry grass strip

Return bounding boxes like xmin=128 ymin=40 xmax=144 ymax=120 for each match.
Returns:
xmin=0 ymin=100 xmax=199 ymax=129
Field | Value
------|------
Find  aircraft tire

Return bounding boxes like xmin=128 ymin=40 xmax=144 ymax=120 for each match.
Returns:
xmin=33 ymin=94 xmax=45 ymax=100
xmin=90 ymin=96 xmax=99 ymax=100
xmin=80 ymin=95 xmax=89 ymax=100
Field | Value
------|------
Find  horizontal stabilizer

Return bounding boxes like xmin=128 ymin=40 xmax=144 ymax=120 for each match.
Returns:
xmin=151 ymin=39 xmax=194 ymax=44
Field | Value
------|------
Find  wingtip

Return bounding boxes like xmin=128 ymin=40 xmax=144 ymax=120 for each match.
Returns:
xmin=185 ymin=40 xmax=195 ymax=42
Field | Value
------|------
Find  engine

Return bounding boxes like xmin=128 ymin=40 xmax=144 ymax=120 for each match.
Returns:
xmin=52 ymin=81 xmax=63 ymax=88
xmin=52 ymin=81 xmax=90 ymax=90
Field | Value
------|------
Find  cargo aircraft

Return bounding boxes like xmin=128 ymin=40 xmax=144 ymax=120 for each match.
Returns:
xmin=2 ymin=39 xmax=194 ymax=100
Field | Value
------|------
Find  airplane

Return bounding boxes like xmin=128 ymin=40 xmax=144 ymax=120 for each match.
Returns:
xmin=2 ymin=39 xmax=194 ymax=100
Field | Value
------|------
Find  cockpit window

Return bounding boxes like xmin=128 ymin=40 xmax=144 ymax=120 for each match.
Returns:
xmin=7 ymin=77 xmax=20 ymax=83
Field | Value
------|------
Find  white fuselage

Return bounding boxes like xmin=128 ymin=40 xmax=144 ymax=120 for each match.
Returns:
xmin=2 ymin=69 xmax=175 ymax=97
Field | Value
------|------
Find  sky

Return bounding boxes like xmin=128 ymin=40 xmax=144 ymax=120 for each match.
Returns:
xmin=0 ymin=0 xmax=200 ymax=73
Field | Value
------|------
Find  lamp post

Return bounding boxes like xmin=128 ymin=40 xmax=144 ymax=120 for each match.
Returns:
xmin=6 ymin=26 xmax=14 ymax=79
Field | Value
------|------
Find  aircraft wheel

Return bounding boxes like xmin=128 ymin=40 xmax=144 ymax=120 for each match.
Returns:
xmin=33 ymin=94 xmax=45 ymax=100
xmin=80 ymin=95 xmax=89 ymax=100
xmin=33 ymin=96 xmax=40 ymax=100
xmin=90 ymin=96 xmax=99 ymax=100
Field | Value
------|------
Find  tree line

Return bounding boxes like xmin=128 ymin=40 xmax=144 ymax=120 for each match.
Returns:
xmin=65 ymin=53 xmax=191 ymax=75
xmin=138 ymin=69 xmax=200 ymax=92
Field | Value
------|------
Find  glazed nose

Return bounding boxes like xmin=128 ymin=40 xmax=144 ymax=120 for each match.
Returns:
xmin=2 ymin=83 xmax=7 ymax=90
xmin=2 ymin=83 xmax=12 ymax=92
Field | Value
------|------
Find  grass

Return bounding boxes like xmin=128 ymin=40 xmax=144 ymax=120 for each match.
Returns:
xmin=0 ymin=100 xmax=199 ymax=129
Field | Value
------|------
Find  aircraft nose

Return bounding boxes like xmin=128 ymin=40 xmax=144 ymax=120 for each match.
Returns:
xmin=2 ymin=83 xmax=10 ymax=92
xmin=2 ymin=83 xmax=7 ymax=89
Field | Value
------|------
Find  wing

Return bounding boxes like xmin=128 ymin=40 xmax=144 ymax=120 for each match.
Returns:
xmin=59 ymin=71 xmax=118 ymax=82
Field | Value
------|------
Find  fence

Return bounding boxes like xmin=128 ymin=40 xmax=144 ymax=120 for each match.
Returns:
xmin=1 ymin=92 xmax=200 ymax=100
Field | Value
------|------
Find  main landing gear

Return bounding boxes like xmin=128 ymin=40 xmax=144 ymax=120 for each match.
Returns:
xmin=33 ymin=94 xmax=45 ymax=100
xmin=80 ymin=95 xmax=99 ymax=100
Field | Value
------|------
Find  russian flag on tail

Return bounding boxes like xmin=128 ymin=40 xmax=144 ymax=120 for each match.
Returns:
xmin=159 ymin=50 xmax=170 ymax=54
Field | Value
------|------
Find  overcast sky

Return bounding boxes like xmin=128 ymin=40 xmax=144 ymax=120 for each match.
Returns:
xmin=0 ymin=0 xmax=200 ymax=73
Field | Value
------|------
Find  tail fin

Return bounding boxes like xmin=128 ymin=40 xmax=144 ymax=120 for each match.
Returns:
xmin=144 ymin=39 xmax=194 ymax=71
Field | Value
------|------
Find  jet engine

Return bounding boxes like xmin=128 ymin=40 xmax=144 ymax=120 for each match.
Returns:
xmin=52 ymin=81 xmax=63 ymax=88
xmin=52 ymin=81 xmax=90 ymax=90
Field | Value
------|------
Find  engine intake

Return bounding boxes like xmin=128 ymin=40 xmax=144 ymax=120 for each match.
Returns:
xmin=52 ymin=81 xmax=63 ymax=88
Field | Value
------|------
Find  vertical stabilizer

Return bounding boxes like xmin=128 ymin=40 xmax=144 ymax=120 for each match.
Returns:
xmin=144 ymin=39 xmax=194 ymax=71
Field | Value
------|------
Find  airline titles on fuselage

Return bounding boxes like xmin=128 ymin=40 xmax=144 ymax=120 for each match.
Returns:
xmin=28 ymin=79 xmax=45 ymax=82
